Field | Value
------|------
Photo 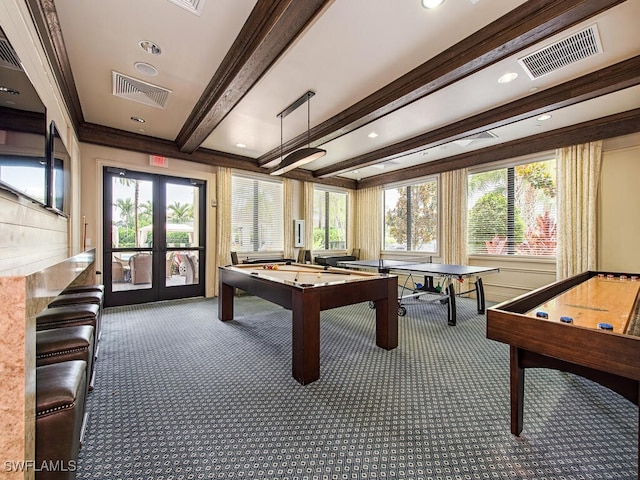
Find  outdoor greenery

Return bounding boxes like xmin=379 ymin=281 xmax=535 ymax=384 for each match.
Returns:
xmin=113 ymin=178 xmax=194 ymax=248
xmin=467 ymin=160 xmax=557 ymax=255
xmin=313 ymin=190 xmax=347 ymax=250
xmin=384 ymin=181 xmax=438 ymax=251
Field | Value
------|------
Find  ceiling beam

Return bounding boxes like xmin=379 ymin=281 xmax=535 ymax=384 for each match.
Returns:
xmin=78 ymin=122 xmax=356 ymax=189
xmin=356 ymin=108 xmax=640 ymax=189
xmin=315 ymin=56 xmax=640 ymax=178
xmin=257 ymin=0 xmax=626 ymax=168
xmin=175 ymin=0 xmax=332 ymax=154
xmin=25 ymin=0 xmax=84 ymax=130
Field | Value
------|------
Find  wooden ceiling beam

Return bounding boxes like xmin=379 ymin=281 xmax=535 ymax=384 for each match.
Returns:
xmin=175 ymin=0 xmax=332 ymax=154
xmin=257 ymin=0 xmax=626 ymax=167
xmin=356 ymin=109 xmax=640 ymax=189
xmin=315 ymin=56 xmax=640 ymax=178
xmin=78 ymin=122 xmax=356 ymax=189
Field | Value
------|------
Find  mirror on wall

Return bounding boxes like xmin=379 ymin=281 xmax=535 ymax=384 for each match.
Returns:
xmin=0 ymin=26 xmax=48 ymax=206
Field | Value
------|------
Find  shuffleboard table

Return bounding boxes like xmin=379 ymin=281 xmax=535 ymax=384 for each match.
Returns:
xmin=218 ymin=262 xmax=398 ymax=385
xmin=487 ymin=271 xmax=640 ymax=474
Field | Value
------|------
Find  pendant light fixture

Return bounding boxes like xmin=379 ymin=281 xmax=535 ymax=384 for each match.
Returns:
xmin=270 ymin=90 xmax=326 ymax=176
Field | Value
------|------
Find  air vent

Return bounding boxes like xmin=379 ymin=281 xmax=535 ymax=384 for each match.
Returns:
xmin=0 ymin=37 xmax=22 ymax=71
xmin=453 ymin=131 xmax=497 ymax=148
xmin=167 ymin=0 xmax=205 ymax=16
xmin=112 ymin=71 xmax=171 ymax=109
xmin=518 ymin=25 xmax=602 ymax=80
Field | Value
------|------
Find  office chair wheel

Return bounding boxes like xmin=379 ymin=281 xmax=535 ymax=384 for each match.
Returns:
xmin=368 ymin=301 xmax=375 ymax=309
xmin=398 ymin=306 xmax=407 ymax=316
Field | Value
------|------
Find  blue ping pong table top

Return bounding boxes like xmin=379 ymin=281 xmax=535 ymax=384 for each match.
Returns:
xmin=338 ymin=259 xmax=499 ymax=277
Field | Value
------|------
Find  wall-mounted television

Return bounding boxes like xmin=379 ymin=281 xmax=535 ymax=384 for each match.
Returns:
xmin=46 ymin=120 xmax=69 ymax=214
xmin=0 ymin=25 xmax=68 ymax=215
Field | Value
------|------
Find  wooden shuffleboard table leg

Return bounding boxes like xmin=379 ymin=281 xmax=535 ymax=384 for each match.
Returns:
xmin=510 ymin=346 xmax=525 ymax=436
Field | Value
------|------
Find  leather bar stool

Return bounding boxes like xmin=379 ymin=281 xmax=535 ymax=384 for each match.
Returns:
xmin=62 ymin=284 xmax=105 ymax=295
xmin=36 ymin=360 xmax=87 ymax=480
xmin=37 ymin=325 xmax=95 ymax=391
xmin=36 ymin=304 xmax=100 ymax=361
xmin=48 ymin=291 xmax=103 ymax=340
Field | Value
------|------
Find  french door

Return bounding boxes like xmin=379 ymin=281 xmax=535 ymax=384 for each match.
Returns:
xmin=103 ymin=167 xmax=206 ymax=307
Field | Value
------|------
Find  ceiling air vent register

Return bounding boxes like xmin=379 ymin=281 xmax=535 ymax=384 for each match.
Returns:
xmin=112 ymin=71 xmax=172 ymax=109
xmin=518 ymin=24 xmax=602 ymax=80
xmin=0 ymin=37 xmax=22 ymax=71
xmin=167 ymin=0 xmax=205 ymax=16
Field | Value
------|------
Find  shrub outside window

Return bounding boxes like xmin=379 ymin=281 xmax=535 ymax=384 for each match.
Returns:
xmin=313 ymin=188 xmax=347 ymax=250
xmin=383 ymin=178 xmax=438 ymax=253
xmin=467 ymin=159 xmax=557 ymax=256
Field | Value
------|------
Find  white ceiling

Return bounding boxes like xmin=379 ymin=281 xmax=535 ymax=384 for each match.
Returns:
xmin=50 ymin=0 xmax=640 ymax=180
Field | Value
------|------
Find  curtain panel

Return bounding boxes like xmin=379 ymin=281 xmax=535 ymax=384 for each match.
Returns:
xmin=556 ymin=141 xmax=603 ymax=279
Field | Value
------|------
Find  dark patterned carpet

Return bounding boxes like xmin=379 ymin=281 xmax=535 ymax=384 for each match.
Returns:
xmin=77 ymin=294 xmax=638 ymax=479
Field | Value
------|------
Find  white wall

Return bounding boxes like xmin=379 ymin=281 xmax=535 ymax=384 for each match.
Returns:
xmin=598 ymin=133 xmax=640 ymax=273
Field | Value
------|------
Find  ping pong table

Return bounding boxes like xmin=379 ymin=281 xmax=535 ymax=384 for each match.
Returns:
xmin=338 ymin=259 xmax=499 ymax=325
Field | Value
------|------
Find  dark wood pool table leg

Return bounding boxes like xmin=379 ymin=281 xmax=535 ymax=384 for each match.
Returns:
xmin=510 ymin=346 xmax=525 ymax=436
xmin=291 ymin=290 xmax=320 ymax=385
xmin=218 ymin=281 xmax=235 ymax=321
xmin=375 ymin=278 xmax=398 ymax=349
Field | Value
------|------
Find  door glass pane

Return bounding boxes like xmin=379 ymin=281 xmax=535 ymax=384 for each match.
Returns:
xmin=166 ymin=251 xmax=199 ymax=287
xmin=112 ymin=252 xmax=154 ymax=292
xmin=166 ymin=183 xmax=198 ymax=247
xmin=111 ymin=177 xmax=154 ymax=248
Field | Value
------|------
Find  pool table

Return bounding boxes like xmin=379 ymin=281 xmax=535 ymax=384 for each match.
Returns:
xmin=218 ymin=262 xmax=398 ymax=384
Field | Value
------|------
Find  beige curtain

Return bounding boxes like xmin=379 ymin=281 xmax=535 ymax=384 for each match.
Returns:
xmin=354 ymin=186 xmax=382 ymax=260
xmin=347 ymin=189 xmax=355 ymax=252
xmin=282 ymin=178 xmax=294 ymax=260
xmin=303 ymin=181 xmax=315 ymax=252
xmin=215 ymin=167 xmax=233 ymax=295
xmin=556 ymin=141 xmax=603 ymax=279
xmin=441 ymin=169 xmax=468 ymax=265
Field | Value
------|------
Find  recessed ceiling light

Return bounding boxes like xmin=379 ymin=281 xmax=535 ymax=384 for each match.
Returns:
xmin=537 ymin=114 xmax=552 ymax=121
xmin=498 ymin=72 xmax=518 ymax=84
xmin=353 ymin=170 xmax=359 ymax=174
xmin=372 ymin=164 xmax=385 ymax=170
xmin=139 ymin=40 xmax=161 ymax=55
xmin=235 ymin=143 xmax=247 ymax=148
xmin=367 ymin=132 xmax=378 ymax=139
xmin=134 ymin=62 xmax=158 ymax=76
xmin=131 ymin=116 xmax=145 ymax=123
xmin=421 ymin=0 xmax=444 ymax=8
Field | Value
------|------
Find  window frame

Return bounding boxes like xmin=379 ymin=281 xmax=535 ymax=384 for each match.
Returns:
xmin=467 ymin=151 xmax=557 ymax=258
xmin=230 ymin=172 xmax=285 ymax=254
xmin=381 ymin=175 xmax=440 ymax=255
xmin=312 ymin=185 xmax=349 ymax=252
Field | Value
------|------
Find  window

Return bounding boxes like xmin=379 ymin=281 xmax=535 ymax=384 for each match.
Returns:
xmin=383 ymin=177 xmax=438 ymax=252
xmin=467 ymin=158 xmax=557 ymax=256
xmin=231 ymin=175 xmax=284 ymax=253
xmin=313 ymin=188 xmax=348 ymax=250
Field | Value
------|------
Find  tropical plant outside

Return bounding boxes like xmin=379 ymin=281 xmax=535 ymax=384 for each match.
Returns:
xmin=467 ymin=159 xmax=557 ymax=255
xmin=384 ymin=180 xmax=438 ymax=252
